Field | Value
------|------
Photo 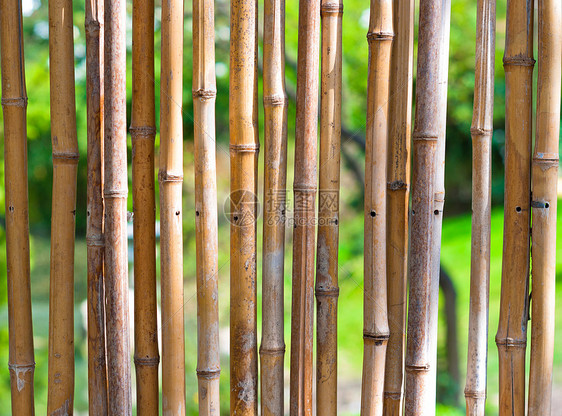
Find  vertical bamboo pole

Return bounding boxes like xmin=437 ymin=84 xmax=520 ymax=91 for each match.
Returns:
xmin=290 ymin=0 xmax=320 ymax=412
xmin=85 ymin=0 xmax=108 ymax=412
xmin=260 ymin=0 xmax=288 ymax=410
xmin=315 ymin=0 xmax=343 ymax=414
xmin=527 ymin=0 xmax=561 ymax=413
xmin=464 ymin=0 xmax=495 ymax=413
xmin=403 ymin=0 xmax=442 ymax=413
xmin=360 ymin=0 xmax=393 ymax=415
xmin=0 ymin=1 xmax=35 ymax=414
xmin=131 ymin=0 xmax=159 ymax=413
xmin=193 ymin=0 xmax=220 ymax=412
xmin=104 ymin=0 xmax=132 ymax=413
xmin=159 ymin=0 xmax=186 ymax=413
xmin=47 ymin=0 xmax=79 ymax=412
xmin=383 ymin=0 xmax=414 ymax=411
xmin=495 ymin=0 xmax=534 ymax=414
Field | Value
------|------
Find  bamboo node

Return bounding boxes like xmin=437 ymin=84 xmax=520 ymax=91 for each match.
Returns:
xmin=259 ymin=346 xmax=286 ymax=356
xmin=196 ymin=369 xmax=221 ymax=379
xmin=503 ymin=56 xmax=535 ymax=68
xmin=263 ymin=94 xmax=288 ymax=107
xmin=158 ymin=171 xmax=184 ymax=183
xmin=86 ymin=234 xmax=105 ymax=247
xmin=293 ymin=184 xmax=317 ymax=194
xmin=464 ymin=390 xmax=486 ymax=399
xmin=133 ymin=356 xmax=160 ymax=367
xmin=320 ymin=3 xmax=343 ymax=15
xmin=383 ymin=392 xmax=401 ymax=400
xmin=8 ymin=362 xmax=36 ymax=371
xmin=412 ymin=132 xmax=439 ymax=142
xmin=315 ymin=287 xmax=340 ymax=297
xmin=192 ymin=89 xmax=217 ymax=100
xmin=52 ymin=152 xmax=80 ymax=163
xmin=1 ymin=97 xmax=27 ymax=107
xmin=85 ymin=18 xmax=102 ymax=34
xmin=229 ymin=143 xmax=260 ymax=153
xmin=363 ymin=331 xmax=390 ymax=342
xmin=387 ymin=180 xmax=408 ymax=191
xmin=366 ymin=31 xmax=394 ymax=42
xmin=129 ymin=126 xmax=156 ymax=138
xmin=495 ymin=336 xmax=526 ymax=348
xmin=405 ymin=363 xmax=430 ymax=373
xmin=104 ymin=188 xmax=128 ymax=198
xmin=470 ymin=127 xmax=493 ymax=137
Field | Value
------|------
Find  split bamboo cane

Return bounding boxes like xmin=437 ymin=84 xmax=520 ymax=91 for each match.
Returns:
xmin=260 ymin=0 xmax=288 ymax=410
xmin=131 ymin=0 xmax=159 ymax=412
xmin=464 ymin=0 xmax=495 ymax=413
xmin=383 ymin=0 xmax=414 ymax=411
xmin=47 ymin=0 xmax=79 ymax=412
xmin=495 ymin=1 xmax=534 ymax=414
xmin=0 ymin=1 xmax=35 ymax=414
xmin=193 ymin=0 xmax=220 ymax=412
xmin=290 ymin=0 xmax=321 ymax=413
xmin=85 ymin=0 xmax=108 ymax=412
xmin=315 ymin=0 xmax=343 ymax=414
xmin=104 ymin=0 xmax=132 ymax=413
xmin=160 ymin=0 xmax=186 ymax=412
xmin=360 ymin=0 xmax=393 ymax=414
xmin=527 ymin=0 xmax=561 ymax=413
xmin=403 ymin=0 xmax=442 ymax=413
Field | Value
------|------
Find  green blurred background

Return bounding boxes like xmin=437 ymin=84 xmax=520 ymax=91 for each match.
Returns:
xmin=0 ymin=0 xmax=560 ymax=414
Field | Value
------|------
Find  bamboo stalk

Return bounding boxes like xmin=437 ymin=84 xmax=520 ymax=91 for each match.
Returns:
xmin=383 ymin=0 xmax=414 ymax=411
xmin=360 ymin=0 xmax=393 ymax=415
xmin=193 ymin=0 xmax=220 ymax=412
xmin=131 ymin=0 xmax=159 ymax=413
xmin=85 ymin=0 xmax=108 ymax=413
xmin=0 ymin=1 xmax=35 ymax=414
xmin=260 ymin=0 xmax=288 ymax=410
xmin=104 ymin=0 xmax=132 ymax=413
xmin=495 ymin=0 xmax=534 ymax=414
xmin=159 ymin=0 xmax=186 ymax=412
xmin=47 ymin=0 xmax=79 ymax=412
xmin=315 ymin=0 xmax=343 ymax=414
xmin=403 ymin=0 xmax=442 ymax=413
xmin=527 ymin=0 xmax=561 ymax=413
xmin=290 ymin=0 xmax=320 ymax=412
xmin=464 ymin=0 xmax=495 ymax=413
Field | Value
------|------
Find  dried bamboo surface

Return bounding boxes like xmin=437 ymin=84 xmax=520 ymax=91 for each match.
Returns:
xmin=464 ymin=0 xmax=495 ymax=414
xmin=0 ymin=1 xmax=35 ymax=414
xmin=527 ymin=0 xmax=561 ymax=414
xmin=47 ymin=0 xmax=79 ymax=412
xmin=495 ymin=0 xmax=534 ymax=415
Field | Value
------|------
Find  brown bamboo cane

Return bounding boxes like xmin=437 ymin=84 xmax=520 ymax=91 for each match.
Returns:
xmin=159 ymin=0 xmax=186 ymax=412
xmin=47 ymin=0 xmax=79 ymax=412
xmin=193 ymin=0 xmax=220 ymax=412
xmin=290 ymin=0 xmax=320 ymax=413
xmin=383 ymin=0 xmax=414 ymax=411
xmin=403 ymin=0 xmax=442 ymax=413
xmin=360 ymin=0 xmax=393 ymax=415
xmin=85 ymin=0 xmax=108 ymax=412
xmin=0 ymin=1 xmax=35 ymax=414
xmin=131 ymin=0 xmax=159 ymax=412
xmin=495 ymin=0 xmax=534 ymax=414
xmin=527 ymin=0 xmax=561 ymax=413
xmin=260 ymin=0 xmax=288 ymax=410
xmin=464 ymin=0 xmax=495 ymax=413
xmin=315 ymin=0 xmax=343 ymax=414
xmin=104 ymin=0 xmax=132 ymax=413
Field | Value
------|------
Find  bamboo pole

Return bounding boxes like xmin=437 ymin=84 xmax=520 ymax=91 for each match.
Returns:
xmin=85 ymin=0 xmax=108 ymax=412
xmin=193 ymin=0 xmax=220 ymax=412
xmin=383 ymin=0 xmax=414 ymax=411
xmin=360 ymin=0 xmax=393 ymax=415
xmin=47 ymin=0 xmax=79 ymax=412
xmin=104 ymin=0 xmax=132 ymax=413
xmin=159 ymin=0 xmax=186 ymax=412
xmin=0 ymin=1 xmax=35 ymax=414
xmin=495 ymin=0 xmax=534 ymax=414
xmin=464 ymin=0 xmax=495 ymax=413
xmin=260 ymin=0 xmax=288 ymax=410
xmin=403 ymin=0 xmax=442 ymax=413
xmin=290 ymin=0 xmax=320 ymax=412
xmin=315 ymin=0 xmax=343 ymax=414
xmin=131 ymin=0 xmax=159 ymax=413
xmin=527 ymin=0 xmax=561 ymax=413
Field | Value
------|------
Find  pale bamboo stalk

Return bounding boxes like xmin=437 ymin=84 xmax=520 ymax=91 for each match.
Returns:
xmin=260 ymin=0 xmax=288 ymax=410
xmin=464 ymin=0 xmax=495 ymax=413
xmin=403 ymin=0 xmax=442 ymax=413
xmin=193 ymin=0 xmax=220 ymax=412
xmin=47 ymin=0 xmax=79 ymax=412
xmin=360 ymin=0 xmax=393 ymax=415
xmin=0 ymin=1 xmax=35 ymax=414
xmin=131 ymin=0 xmax=159 ymax=413
xmin=495 ymin=1 xmax=534 ymax=414
xmin=383 ymin=0 xmax=414 ymax=411
xmin=527 ymin=0 xmax=561 ymax=413
xmin=290 ymin=0 xmax=320 ymax=413
xmin=104 ymin=0 xmax=131 ymax=413
xmin=159 ymin=0 xmax=186 ymax=412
